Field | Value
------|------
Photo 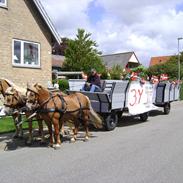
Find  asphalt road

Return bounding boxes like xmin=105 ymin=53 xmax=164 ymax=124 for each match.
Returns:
xmin=0 ymin=101 xmax=183 ymax=183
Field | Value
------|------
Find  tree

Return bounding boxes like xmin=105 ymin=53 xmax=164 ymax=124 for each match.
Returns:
xmin=63 ymin=29 xmax=106 ymax=74
xmin=52 ymin=37 xmax=69 ymax=55
xmin=147 ymin=52 xmax=183 ymax=80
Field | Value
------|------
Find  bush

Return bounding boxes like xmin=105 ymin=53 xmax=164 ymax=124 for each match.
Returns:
xmin=58 ymin=79 xmax=69 ymax=92
xmin=180 ymin=84 xmax=183 ymax=100
xmin=109 ymin=64 xmax=124 ymax=80
xmin=100 ymin=70 xmax=111 ymax=79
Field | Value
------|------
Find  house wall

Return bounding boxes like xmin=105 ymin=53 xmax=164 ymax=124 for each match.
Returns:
xmin=0 ymin=0 xmax=52 ymax=88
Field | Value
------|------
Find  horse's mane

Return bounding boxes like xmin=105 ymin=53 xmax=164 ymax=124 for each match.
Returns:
xmin=1 ymin=78 xmax=26 ymax=96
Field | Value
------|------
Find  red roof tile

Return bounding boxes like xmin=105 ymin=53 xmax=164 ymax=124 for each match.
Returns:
xmin=149 ymin=56 xmax=172 ymax=67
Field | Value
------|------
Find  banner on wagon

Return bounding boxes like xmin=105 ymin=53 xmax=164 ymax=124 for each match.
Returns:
xmin=126 ymin=81 xmax=157 ymax=115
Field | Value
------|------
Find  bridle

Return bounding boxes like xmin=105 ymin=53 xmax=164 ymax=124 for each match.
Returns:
xmin=4 ymin=90 xmax=26 ymax=109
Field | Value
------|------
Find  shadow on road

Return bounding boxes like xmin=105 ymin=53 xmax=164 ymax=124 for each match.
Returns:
xmin=149 ymin=110 xmax=164 ymax=117
xmin=1 ymin=109 xmax=166 ymax=151
xmin=1 ymin=128 xmax=98 ymax=151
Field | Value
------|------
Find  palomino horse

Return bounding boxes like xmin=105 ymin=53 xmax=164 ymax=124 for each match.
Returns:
xmin=0 ymin=78 xmax=23 ymax=138
xmin=26 ymin=83 xmax=103 ymax=149
xmin=1 ymin=79 xmax=44 ymax=144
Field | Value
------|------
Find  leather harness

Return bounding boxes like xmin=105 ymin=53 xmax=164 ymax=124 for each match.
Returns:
xmin=27 ymin=89 xmax=90 ymax=121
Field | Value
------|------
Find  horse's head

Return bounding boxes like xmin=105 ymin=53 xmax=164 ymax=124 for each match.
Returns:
xmin=0 ymin=79 xmax=11 ymax=96
xmin=4 ymin=87 xmax=21 ymax=108
xmin=26 ymin=83 xmax=47 ymax=110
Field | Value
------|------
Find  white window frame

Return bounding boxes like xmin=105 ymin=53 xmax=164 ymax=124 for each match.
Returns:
xmin=0 ymin=0 xmax=7 ymax=8
xmin=12 ymin=39 xmax=41 ymax=68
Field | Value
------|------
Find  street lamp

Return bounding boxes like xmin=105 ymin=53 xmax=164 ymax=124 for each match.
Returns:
xmin=178 ymin=37 xmax=183 ymax=81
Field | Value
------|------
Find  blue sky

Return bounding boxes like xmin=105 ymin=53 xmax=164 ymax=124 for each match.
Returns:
xmin=87 ymin=1 xmax=105 ymax=25
xmin=41 ymin=0 xmax=183 ymax=66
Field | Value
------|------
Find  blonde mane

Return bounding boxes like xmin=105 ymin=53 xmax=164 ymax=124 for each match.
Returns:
xmin=2 ymin=78 xmax=26 ymax=96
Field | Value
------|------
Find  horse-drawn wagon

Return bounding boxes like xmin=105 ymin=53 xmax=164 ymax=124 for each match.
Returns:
xmin=153 ymin=81 xmax=180 ymax=114
xmin=68 ymin=79 xmax=158 ymax=131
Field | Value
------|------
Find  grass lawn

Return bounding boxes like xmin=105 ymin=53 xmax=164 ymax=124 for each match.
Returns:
xmin=0 ymin=116 xmax=39 ymax=134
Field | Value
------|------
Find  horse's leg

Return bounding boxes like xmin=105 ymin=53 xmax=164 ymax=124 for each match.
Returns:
xmin=37 ymin=119 xmax=45 ymax=144
xmin=47 ymin=121 xmax=54 ymax=147
xmin=52 ymin=117 xmax=61 ymax=149
xmin=18 ymin=114 xmax=23 ymax=138
xmin=83 ymin=111 xmax=90 ymax=142
xmin=71 ymin=120 xmax=79 ymax=143
xmin=12 ymin=115 xmax=19 ymax=138
xmin=24 ymin=112 xmax=33 ymax=144
xmin=59 ymin=120 xmax=64 ymax=137
xmin=12 ymin=113 xmax=21 ymax=138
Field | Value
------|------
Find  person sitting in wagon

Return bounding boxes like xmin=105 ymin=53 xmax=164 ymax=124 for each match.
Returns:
xmin=83 ymin=68 xmax=102 ymax=92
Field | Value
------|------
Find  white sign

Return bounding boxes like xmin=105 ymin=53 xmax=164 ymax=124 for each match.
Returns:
xmin=126 ymin=81 xmax=157 ymax=115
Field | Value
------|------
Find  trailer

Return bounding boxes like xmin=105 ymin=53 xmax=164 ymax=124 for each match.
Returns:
xmin=153 ymin=81 xmax=180 ymax=114
xmin=68 ymin=79 xmax=158 ymax=130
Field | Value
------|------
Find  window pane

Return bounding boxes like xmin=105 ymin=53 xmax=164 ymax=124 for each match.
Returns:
xmin=13 ymin=41 xmax=21 ymax=64
xmin=24 ymin=42 xmax=39 ymax=65
xmin=0 ymin=0 xmax=5 ymax=3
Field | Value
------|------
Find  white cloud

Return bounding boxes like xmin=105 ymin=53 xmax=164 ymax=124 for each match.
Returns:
xmin=41 ymin=0 xmax=92 ymax=37
xmin=40 ymin=0 xmax=183 ymax=66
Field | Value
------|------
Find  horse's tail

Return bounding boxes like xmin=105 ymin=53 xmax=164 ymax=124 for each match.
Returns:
xmin=86 ymin=96 xmax=103 ymax=129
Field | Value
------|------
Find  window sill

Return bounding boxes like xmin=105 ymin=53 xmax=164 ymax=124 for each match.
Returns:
xmin=12 ymin=64 xmax=41 ymax=69
xmin=0 ymin=4 xmax=8 ymax=9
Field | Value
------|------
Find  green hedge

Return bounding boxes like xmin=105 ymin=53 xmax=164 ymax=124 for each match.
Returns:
xmin=58 ymin=79 xmax=69 ymax=92
xmin=180 ymin=84 xmax=183 ymax=100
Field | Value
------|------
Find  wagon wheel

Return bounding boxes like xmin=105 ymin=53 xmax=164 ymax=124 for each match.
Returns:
xmin=164 ymin=103 xmax=170 ymax=115
xmin=139 ymin=112 xmax=149 ymax=122
xmin=105 ymin=112 xmax=118 ymax=131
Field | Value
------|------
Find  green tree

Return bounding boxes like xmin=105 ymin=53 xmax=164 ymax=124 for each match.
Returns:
xmin=147 ymin=52 xmax=183 ymax=80
xmin=63 ymin=29 xmax=106 ymax=74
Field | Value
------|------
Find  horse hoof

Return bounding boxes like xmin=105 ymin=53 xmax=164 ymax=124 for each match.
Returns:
xmin=26 ymin=140 xmax=32 ymax=146
xmin=70 ymin=138 xmax=76 ymax=143
xmin=84 ymin=137 xmax=89 ymax=142
xmin=48 ymin=143 xmax=53 ymax=148
xmin=19 ymin=136 xmax=24 ymax=140
xmin=54 ymin=144 xmax=61 ymax=150
xmin=13 ymin=135 xmax=19 ymax=139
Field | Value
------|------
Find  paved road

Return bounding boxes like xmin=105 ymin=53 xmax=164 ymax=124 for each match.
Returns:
xmin=0 ymin=101 xmax=183 ymax=183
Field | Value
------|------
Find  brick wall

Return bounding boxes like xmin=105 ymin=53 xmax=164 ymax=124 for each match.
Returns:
xmin=0 ymin=0 xmax=52 ymax=88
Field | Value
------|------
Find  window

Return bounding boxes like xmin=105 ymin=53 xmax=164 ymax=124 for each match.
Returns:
xmin=0 ymin=0 xmax=7 ymax=7
xmin=12 ymin=39 xmax=40 ymax=68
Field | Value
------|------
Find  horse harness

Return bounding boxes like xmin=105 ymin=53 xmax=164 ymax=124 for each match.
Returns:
xmin=28 ymin=89 xmax=90 ymax=121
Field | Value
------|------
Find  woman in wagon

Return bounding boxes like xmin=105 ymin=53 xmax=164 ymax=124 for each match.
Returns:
xmin=83 ymin=68 xmax=102 ymax=92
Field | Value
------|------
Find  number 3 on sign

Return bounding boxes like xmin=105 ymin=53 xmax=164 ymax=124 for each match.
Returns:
xmin=129 ymin=89 xmax=143 ymax=106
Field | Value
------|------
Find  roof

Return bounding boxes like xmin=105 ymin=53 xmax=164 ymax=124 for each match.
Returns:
xmin=149 ymin=56 xmax=172 ymax=67
xmin=52 ymin=55 xmax=65 ymax=67
xmin=33 ymin=0 xmax=61 ymax=44
xmin=101 ymin=52 xmax=140 ymax=68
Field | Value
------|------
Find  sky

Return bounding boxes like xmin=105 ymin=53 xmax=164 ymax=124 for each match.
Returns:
xmin=40 ymin=0 xmax=183 ymax=66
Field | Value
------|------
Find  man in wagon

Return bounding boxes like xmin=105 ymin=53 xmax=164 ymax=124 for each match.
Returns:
xmin=83 ymin=68 xmax=102 ymax=92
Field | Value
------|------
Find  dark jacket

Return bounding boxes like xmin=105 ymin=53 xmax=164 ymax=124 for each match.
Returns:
xmin=87 ymin=74 xmax=101 ymax=88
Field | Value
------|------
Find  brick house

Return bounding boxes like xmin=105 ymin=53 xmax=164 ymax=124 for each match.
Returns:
xmin=0 ymin=0 xmax=61 ymax=87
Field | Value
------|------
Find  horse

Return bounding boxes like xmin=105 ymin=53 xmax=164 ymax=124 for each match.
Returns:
xmin=26 ymin=83 xmax=103 ymax=149
xmin=0 ymin=79 xmax=44 ymax=144
xmin=0 ymin=78 xmax=24 ymax=138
